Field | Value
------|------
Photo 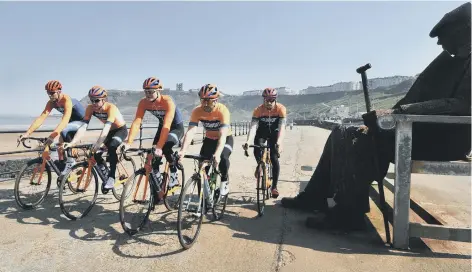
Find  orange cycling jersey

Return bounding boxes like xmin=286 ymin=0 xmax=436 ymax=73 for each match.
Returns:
xmin=82 ymin=102 xmax=126 ymax=130
xmin=189 ymin=103 xmax=233 ymax=140
xmin=252 ymin=103 xmax=287 ymax=133
xmin=26 ymin=94 xmax=86 ymax=139
xmin=127 ymin=95 xmax=183 ymax=148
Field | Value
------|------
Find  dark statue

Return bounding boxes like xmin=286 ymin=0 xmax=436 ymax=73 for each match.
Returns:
xmin=281 ymin=2 xmax=471 ymax=231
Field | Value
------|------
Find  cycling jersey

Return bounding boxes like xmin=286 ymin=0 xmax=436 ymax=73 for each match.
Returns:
xmin=252 ymin=103 xmax=287 ymax=134
xmin=127 ymin=95 xmax=183 ymax=148
xmin=82 ymin=102 xmax=126 ymax=130
xmin=189 ymin=103 xmax=233 ymax=140
xmin=51 ymin=96 xmax=85 ymax=122
xmin=26 ymin=94 xmax=86 ymax=139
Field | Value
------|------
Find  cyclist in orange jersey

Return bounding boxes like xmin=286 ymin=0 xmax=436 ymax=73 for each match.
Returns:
xmin=125 ymin=77 xmax=185 ymax=188
xmin=243 ymin=87 xmax=286 ymax=198
xmin=178 ymin=84 xmax=233 ymax=196
xmin=18 ymin=80 xmax=86 ymax=178
xmin=63 ymin=86 xmax=127 ymax=194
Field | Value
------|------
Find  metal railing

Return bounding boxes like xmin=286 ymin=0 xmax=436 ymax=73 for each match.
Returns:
xmin=0 ymin=121 xmax=251 ymax=180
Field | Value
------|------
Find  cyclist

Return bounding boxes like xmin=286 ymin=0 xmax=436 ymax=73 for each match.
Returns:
xmin=63 ymin=86 xmax=127 ymax=193
xmin=125 ymin=77 xmax=185 ymax=188
xmin=178 ymin=84 xmax=233 ymax=196
xmin=243 ymin=87 xmax=286 ymax=198
xmin=18 ymin=80 xmax=86 ymax=177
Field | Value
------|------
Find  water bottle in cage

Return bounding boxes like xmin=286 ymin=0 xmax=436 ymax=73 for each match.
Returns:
xmin=204 ymin=176 xmax=214 ymax=206
xmin=210 ymin=172 xmax=217 ymax=191
xmin=99 ymin=163 xmax=109 ymax=178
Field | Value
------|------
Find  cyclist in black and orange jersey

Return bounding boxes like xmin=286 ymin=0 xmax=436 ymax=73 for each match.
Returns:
xmin=124 ymin=77 xmax=185 ymax=188
xmin=18 ymin=80 xmax=86 ymax=178
xmin=243 ymin=87 xmax=287 ymax=198
xmin=63 ymin=86 xmax=128 ymax=193
xmin=178 ymin=84 xmax=233 ymax=196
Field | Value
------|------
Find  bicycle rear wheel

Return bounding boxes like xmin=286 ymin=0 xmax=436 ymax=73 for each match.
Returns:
xmin=212 ymin=173 xmax=228 ymax=221
xmin=59 ymin=162 xmax=99 ymax=220
xmin=119 ymin=169 xmax=153 ymax=236
xmin=177 ymin=175 xmax=204 ymax=249
xmin=14 ymin=158 xmax=52 ymax=210
xmin=163 ymin=166 xmax=185 ymax=211
xmin=256 ymin=162 xmax=267 ymax=216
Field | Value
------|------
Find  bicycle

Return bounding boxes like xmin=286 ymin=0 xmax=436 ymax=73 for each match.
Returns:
xmin=58 ymin=144 xmax=136 ymax=220
xmin=243 ymin=143 xmax=279 ymax=216
xmin=119 ymin=147 xmax=184 ymax=236
xmin=13 ymin=137 xmax=83 ymax=210
xmin=176 ymin=154 xmax=228 ymax=249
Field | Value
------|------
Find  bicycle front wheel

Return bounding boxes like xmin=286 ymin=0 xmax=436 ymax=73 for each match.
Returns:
xmin=256 ymin=162 xmax=267 ymax=217
xmin=112 ymin=155 xmax=137 ymax=201
xmin=119 ymin=169 xmax=153 ymax=236
xmin=59 ymin=162 xmax=99 ymax=220
xmin=177 ymin=175 xmax=204 ymax=249
xmin=14 ymin=158 xmax=52 ymax=210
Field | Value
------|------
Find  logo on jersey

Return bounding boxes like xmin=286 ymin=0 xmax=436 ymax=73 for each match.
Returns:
xmin=147 ymin=110 xmax=166 ymax=119
xmin=93 ymin=112 xmax=108 ymax=121
xmin=201 ymin=120 xmax=221 ymax=130
xmin=259 ymin=117 xmax=279 ymax=124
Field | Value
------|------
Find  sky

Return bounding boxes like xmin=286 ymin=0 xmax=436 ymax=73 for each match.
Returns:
xmin=0 ymin=0 xmax=465 ymax=116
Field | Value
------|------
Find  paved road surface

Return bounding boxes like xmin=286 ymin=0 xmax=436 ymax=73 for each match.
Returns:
xmin=0 ymin=126 xmax=470 ymax=272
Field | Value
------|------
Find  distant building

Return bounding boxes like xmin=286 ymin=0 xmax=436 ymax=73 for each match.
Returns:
xmin=299 ymin=76 xmax=413 ymax=95
xmin=242 ymin=86 xmax=298 ymax=96
xmin=242 ymin=89 xmax=263 ymax=96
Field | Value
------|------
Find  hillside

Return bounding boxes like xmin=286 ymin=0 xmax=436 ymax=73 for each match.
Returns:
xmin=79 ymin=77 xmax=415 ymax=123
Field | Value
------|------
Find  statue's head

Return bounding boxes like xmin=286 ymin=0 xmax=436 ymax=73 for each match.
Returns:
xmin=430 ymin=2 xmax=471 ymax=58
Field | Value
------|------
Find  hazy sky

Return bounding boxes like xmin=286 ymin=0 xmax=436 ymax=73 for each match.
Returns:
xmin=0 ymin=1 xmax=464 ymax=116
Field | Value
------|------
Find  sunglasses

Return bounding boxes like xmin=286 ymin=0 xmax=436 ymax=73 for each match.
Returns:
xmin=264 ymin=98 xmax=276 ymax=103
xmin=47 ymin=91 xmax=57 ymax=96
xmin=91 ymin=99 xmax=102 ymax=104
xmin=201 ymin=98 xmax=216 ymax=103
xmin=144 ymin=89 xmax=157 ymax=94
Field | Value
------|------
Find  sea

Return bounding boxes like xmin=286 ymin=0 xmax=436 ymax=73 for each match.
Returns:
xmin=0 ymin=114 xmax=161 ymax=132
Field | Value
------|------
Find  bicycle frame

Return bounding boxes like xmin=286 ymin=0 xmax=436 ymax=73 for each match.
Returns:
xmin=20 ymin=138 xmax=61 ymax=185
xmin=127 ymin=148 xmax=181 ymax=205
xmin=186 ymin=156 xmax=219 ymax=209
xmin=131 ymin=149 xmax=154 ymax=203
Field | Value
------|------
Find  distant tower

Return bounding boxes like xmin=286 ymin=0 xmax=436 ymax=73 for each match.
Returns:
xmin=176 ymin=83 xmax=183 ymax=91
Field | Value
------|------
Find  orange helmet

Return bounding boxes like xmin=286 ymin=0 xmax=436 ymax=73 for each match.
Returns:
xmin=142 ymin=77 xmax=162 ymax=89
xmin=262 ymin=87 xmax=277 ymax=99
xmin=88 ymin=85 xmax=107 ymax=99
xmin=199 ymin=84 xmax=219 ymax=99
xmin=45 ymin=80 xmax=62 ymax=92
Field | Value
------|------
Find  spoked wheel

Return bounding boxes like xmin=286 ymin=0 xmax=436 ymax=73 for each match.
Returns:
xmin=58 ymin=162 xmax=99 ymax=220
xmin=256 ymin=163 xmax=267 ymax=217
xmin=112 ymin=156 xmax=137 ymax=201
xmin=119 ymin=169 xmax=153 ymax=236
xmin=14 ymin=158 xmax=52 ymax=210
xmin=163 ymin=166 xmax=185 ymax=211
xmin=266 ymin=162 xmax=272 ymax=200
xmin=177 ymin=175 xmax=204 ymax=249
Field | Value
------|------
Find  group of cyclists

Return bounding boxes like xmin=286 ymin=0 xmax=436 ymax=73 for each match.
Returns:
xmin=17 ymin=78 xmax=287 ymax=198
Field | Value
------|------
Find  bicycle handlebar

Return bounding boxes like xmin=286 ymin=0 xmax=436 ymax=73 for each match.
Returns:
xmin=243 ymin=143 xmax=280 ymax=158
xmin=125 ymin=147 xmax=182 ymax=168
xmin=19 ymin=137 xmax=48 ymax=149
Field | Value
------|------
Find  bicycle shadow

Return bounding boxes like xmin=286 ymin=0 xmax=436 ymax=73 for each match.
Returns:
xmin=0 ymin=185 xmax=189 ymax=259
